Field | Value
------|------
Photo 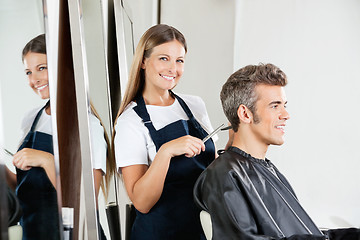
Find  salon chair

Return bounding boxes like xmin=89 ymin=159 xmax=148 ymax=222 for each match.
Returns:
xmin=8 ymin=225 xmax=23 ymax=240
xmin=200 ymin=210 xmax=212 ymax=240
xmin=7 ymin=186 xmax=23 ymax=240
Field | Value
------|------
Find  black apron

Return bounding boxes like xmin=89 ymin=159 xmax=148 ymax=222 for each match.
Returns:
xmin=16 ymin=103 xmax=60 ymax=240
xmin=130 ymin=93 xmax=216 ymax=240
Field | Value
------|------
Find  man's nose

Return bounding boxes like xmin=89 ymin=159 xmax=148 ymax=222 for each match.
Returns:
xmin=280 ymin=107 xmax=290 ymax=120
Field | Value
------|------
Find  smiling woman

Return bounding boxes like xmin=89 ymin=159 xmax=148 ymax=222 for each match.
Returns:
xmin=23 ymin=52 xmax=49 ymax=100
xmin=113 ymin=24 xmax=218 ymax=240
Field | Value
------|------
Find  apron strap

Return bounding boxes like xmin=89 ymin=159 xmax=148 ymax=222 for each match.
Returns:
xmin=170 ymin=91 xmax=194 ymax=119
xmin=29 ymin=101 xmax=50 ymax=132
xmin=133 ymin=95 xmax=162 ymax=149
xmin=171 ymin=91 xmax=206 ymax=134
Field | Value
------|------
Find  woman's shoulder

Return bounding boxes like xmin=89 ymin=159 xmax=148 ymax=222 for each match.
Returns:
xmin=20 ymin=105 xmax=45 ymax=128
xmin=115 ymin=101 xmax=144 ymax=131
xmin=114 ymin=101 xmax=150 ymax=150
xmin=88 ymin=112 xmax=104 ymax=135
xmin=175 ymin=92 xmax=216 ymax=140
xmin=24 ymin=105 xmax=44 ymax=117
xmin=89 ymin=111 xmax=102 ymax=127
xmin=18 ymin=104 xmax=47 ymax=141
xmin=176 ymin=92 xmax=207 ymax=113
xmin=176 ymin=92 xmax=204 ymax=104
xmin=117 ymin=101 xmax=140 ymax=122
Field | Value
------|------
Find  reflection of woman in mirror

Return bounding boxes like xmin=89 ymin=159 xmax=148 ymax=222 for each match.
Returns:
xmin=113 ymin=24 xmax=217 ymax=240
xmin=90 ymin=103 xmax=116 ymax=240
xmin=5 ymin=34 xmax=112 ymax=240
xmin=5 ymin=33 xmax=60 ymax=240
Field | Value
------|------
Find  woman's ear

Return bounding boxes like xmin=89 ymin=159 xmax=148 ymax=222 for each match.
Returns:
xmin=237 ymin=105 xmax=253 ymax=124
xmin=141 ymin=58 xmax=146 ymax=70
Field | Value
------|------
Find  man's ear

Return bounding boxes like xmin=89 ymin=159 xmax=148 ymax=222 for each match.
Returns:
xmin=237 ymin=105 xmax=253 ymax=124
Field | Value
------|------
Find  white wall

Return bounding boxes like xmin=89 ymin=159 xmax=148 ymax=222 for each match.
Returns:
xmin=233 ymin=0 xmax=360 ymax=228
xmin=123 ymin=0 xmax=158 ymax=46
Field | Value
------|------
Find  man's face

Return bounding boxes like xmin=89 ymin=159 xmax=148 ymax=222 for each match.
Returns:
xmin=250 ymin=84 xmax=290 ymax=146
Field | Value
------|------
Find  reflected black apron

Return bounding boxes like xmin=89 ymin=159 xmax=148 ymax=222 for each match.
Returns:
xmin=131 ymin=93 xmax=215 ymax=240
xmin=15 ymin=103 xmax=60 ymax=240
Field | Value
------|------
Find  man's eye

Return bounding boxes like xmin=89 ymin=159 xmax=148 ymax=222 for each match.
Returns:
xmin=272 ymin=105 xmax=278 ymax=109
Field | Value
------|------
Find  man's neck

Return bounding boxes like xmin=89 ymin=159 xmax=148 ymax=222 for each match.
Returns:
xmin=231 ymin=133 xmax=268 ymax=160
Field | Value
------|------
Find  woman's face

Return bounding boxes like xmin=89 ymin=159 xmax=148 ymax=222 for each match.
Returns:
xmin=23 ymin=52 xmax=49 ymax=99
xmin=142 ymin=40 xmax=186 ymax=94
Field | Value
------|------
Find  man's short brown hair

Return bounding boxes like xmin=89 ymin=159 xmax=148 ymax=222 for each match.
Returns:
xmin=220 ymin=63 xmax=287 ymax=132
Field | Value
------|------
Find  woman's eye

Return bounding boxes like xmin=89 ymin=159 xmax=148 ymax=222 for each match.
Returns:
xmin=177 ymin=59 xmax=184 ymax=63
xmin=25 ymin=71 xmax=31 ymax=76
xmin=159 ymin=57 xmax=167 ymax=61
xmin=39 ymin=66 xmax=47 ymax=71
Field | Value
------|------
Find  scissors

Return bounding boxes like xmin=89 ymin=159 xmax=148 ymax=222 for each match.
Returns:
xmin=2 ymin=148 xmax=14 ymax=156
xmin=202 ymin=123 xmax=232 ymax=143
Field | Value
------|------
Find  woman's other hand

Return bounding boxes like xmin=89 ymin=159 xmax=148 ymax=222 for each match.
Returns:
xmin=13 ymin=148 xmax=57 ymax=188
xmin=159 ymin=135 xmax=205 ymax=158
xmin=13 ymin=148 xmax=54 ymax=171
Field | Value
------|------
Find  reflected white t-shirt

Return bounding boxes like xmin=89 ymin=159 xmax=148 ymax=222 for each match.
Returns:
xmin=89 ymin=113 xmax=107 ymax=174
xmin=20 ymin=106 xmax=52 ymax=140
xmin=114 ymin=93 xmax=217 ymax=172
xmin=19 ymin=105 xmax=107 ymax=173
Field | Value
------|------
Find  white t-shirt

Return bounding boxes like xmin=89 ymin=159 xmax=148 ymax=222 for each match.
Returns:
xmin=20 ymin=106 xmax=52 ymax=141
xmin=19 ymin=105 xmax=107 ymax=173
xmin=114 ymin=93 xmax=217 ymax=172
xmin=89 ymin=113 xmax=107 ymax=174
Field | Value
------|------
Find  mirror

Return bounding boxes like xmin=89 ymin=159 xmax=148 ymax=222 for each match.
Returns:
xmin=0 ymin=0 xmax=45 ymax=182
xmin=1 ymin=0 xmax=117 ymax=239
xmin=80 ymin=0 xmax=116 ymax=239
xmin=0 ymin=1 xmax=62 ymax=239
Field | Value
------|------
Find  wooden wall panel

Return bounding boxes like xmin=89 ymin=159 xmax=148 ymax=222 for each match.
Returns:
xmin=57 ymin=0 xmax=81 ymax=238
xmin=107 ymin=0 xmax=121 ymax=124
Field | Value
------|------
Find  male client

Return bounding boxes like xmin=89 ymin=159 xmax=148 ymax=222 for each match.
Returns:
xmin=194 ymin=63 xmax=359 ymax=240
